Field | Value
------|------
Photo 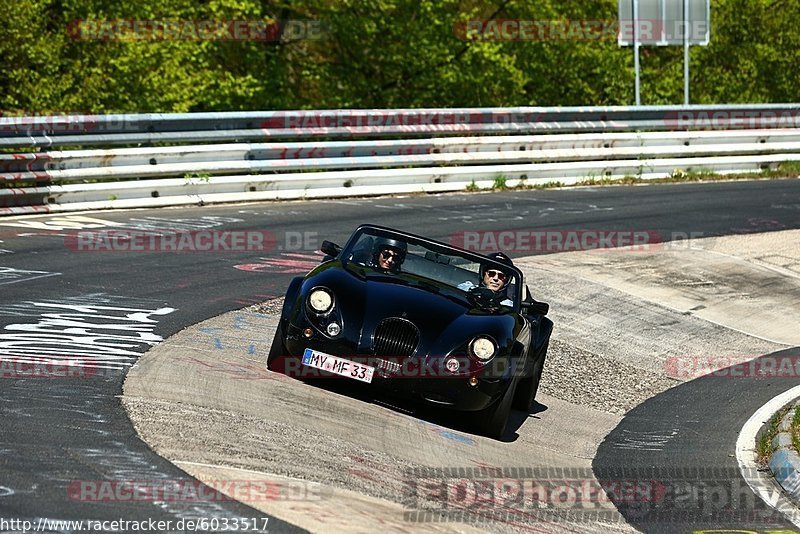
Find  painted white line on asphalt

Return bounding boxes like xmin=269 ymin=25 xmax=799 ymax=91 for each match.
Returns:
xmin=0 ymin=267 xmax=61 ymax=286
xmin=736 ymin=384 xmax=800 ymax=527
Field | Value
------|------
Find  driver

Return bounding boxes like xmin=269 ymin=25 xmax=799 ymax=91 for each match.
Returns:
xmin=458 ymin=252 xmax=514 ymax=306
xmin=371 ymin=237 xmax=407 ymax=273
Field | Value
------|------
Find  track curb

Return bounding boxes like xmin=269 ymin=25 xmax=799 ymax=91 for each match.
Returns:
xmin=768 ymin=400 xmax=800 ymax=501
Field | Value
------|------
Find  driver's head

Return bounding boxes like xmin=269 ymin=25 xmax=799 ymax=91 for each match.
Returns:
xmin=372 ymin=237 xmax=407 ymax=272
xmin=481 ymin=252 xmax=513 ymax=291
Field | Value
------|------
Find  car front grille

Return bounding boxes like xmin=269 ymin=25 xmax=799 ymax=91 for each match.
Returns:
xmin=374 ymin=358 xmax=402 ymax=376
xmin=373 ymin=317 xmax=419 ymax=358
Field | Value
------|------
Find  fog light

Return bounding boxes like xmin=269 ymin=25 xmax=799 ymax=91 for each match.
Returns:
xmin=445 ymin=358 xmax=460 ymax=373
xmin=326 ymin=322 xmax=341 ymax=336
xmin=469 ymin=376 xmax=478 ymax=387
xmin=303 ymin=328 xmax=314 ymax=338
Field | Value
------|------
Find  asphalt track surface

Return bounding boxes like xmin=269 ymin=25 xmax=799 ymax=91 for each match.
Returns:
xmin=1 ymin=179 xmax=800 ymax=532
xmin=592 ymin=345 xmax=800 ymax=533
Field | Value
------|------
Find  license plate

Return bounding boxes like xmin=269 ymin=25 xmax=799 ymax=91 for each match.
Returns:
xmin=302 ymin=348 xmax=374 ymax=383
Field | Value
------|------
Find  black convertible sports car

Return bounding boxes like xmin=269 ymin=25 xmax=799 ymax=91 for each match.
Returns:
xmin=267 ymin=224 xmax=553 ymax=438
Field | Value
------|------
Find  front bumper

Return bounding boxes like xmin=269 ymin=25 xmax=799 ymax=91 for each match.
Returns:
xmin=284 ymin=322 xmax=511 ymax=412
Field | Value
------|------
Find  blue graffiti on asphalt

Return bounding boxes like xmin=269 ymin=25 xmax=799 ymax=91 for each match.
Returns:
xmin=419 ymin=420 xmax=476 ymax=446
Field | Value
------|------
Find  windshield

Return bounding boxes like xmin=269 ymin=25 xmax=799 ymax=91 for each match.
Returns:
xmin=341 ymin=226 xmax=521 ymax=309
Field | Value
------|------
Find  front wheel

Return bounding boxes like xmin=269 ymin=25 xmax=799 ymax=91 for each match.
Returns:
xmin=513 ymin=339 xmax=549 ymax=412
xmin=478 ymin=379 xmax=516 ymax=439
xmin=266 ymin=322 xmax=287 ymax=371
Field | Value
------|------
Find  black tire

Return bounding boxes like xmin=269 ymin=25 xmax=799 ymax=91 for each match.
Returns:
xmin=478 ymin=379 xmax=516 ymax=439
xmin=266 ymin=322 xmax=287 ymax=371
xmin=513 ymin=339 xmax=549 ymax=412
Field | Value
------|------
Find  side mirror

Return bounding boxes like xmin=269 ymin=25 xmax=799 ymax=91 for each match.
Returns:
xmin=320 ymin=240 xmax=342 ymax=258
xmin=521 ymin=300 xmax=549 ymax=316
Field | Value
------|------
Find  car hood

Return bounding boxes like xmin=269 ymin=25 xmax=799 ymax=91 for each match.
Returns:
xmin=304 ymin=266 xmax=515 ymax=356
xmin=362 ymin=276 xmax=466 ymax=330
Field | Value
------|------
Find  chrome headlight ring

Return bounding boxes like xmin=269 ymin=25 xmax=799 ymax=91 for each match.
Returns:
xmin=307 ymin=287 xmax=334 ymax=314
xmin=469 ymin=336 xmax=497 ymax=362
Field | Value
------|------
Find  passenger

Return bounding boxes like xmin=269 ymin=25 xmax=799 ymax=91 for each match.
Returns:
xmin=371 ymin=237 xmax=407 ymax=273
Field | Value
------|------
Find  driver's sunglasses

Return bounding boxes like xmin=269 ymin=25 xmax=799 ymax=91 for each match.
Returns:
xmin=380 ymin=249 xmax=400 ymax=261
xmin=485 ymin=269 xmax=507 ymax=281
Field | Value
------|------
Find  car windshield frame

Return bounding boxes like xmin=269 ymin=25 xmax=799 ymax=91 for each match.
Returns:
xmin=339 ymin=224 xmax=523 ymax=311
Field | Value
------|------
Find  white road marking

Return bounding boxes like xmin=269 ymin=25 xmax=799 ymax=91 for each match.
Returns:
xmin=611 ymin=428 xmax=679 ymax=451
xmin=0 ymin=295 xmax=176 ymax=370
xmin=0 ymin=267 xmax=61 ymax=286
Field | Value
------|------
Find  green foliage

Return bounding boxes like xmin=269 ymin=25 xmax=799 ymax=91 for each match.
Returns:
xmin=185 ymin=171 xmax=211 ymax=182
xmin=792 ymin=406 xmax=800 ymax=454
xmin=1 ymin=0 xmax=800 ymax=112
xmin=776 ymin=161 xmax=800 ymax=176
xmin=757 ymin=405 xmax=789 ymax=465
xmin=667 ymin=168 xmax=720 ymax=181
xmin=529 ymin=180 xmax=565 ymax=190
xmin=576 ymin=176 xmax=639 ymax=186
xmin=492 ymin=174 xmax=508 ymax=190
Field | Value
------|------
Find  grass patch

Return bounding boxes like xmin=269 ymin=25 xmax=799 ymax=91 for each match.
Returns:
xmin=763 ymin=160 xmax=800 ymax=178
xmin=756 ymin=404 xmax=791 ymax=466
xmin=529 ymin=180 xmax=566 ymax=190
xmin=463 ymin=160 xmax=800 ymax=195
xmin=791 ymin=406 xmax=800 ymax=454
xmin=665 ymin=168 xmax=721 ymax=181
xmin=184 ymin=172 xmax=211 ymax=182
xmin=492 ymin=175 xmax=508 ymax=190
xmin=463 ymin=174 xmax=514 ymax=192
xmin=576 ymin=176 xmax=642 ymax=187
xmin=465 ymin=180 xmax=480 ymax=192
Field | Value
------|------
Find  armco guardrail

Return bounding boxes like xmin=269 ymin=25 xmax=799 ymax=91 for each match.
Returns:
xmin=2 ymin=105 xmax=800 ymax=215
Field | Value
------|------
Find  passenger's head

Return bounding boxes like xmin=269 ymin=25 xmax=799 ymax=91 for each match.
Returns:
xmin=372 ymin=237 xmax=407 ymax=272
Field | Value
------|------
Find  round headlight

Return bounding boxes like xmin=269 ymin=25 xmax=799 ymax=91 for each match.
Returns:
xmin=469 ymin=337 xmax=496 ymax=361
xmin=308 ymin=289 xmax=333 ymax=313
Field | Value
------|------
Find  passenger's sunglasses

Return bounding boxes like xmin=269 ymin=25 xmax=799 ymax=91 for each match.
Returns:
xmin=380 ymin=249 xmax=400 ymax=261
xmin=485 ymin=269 xmax=507 ymax=281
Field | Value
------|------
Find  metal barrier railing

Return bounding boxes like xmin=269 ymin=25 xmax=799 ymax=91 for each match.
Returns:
xmin=2 ymin=105 xmax=800 ymax=215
